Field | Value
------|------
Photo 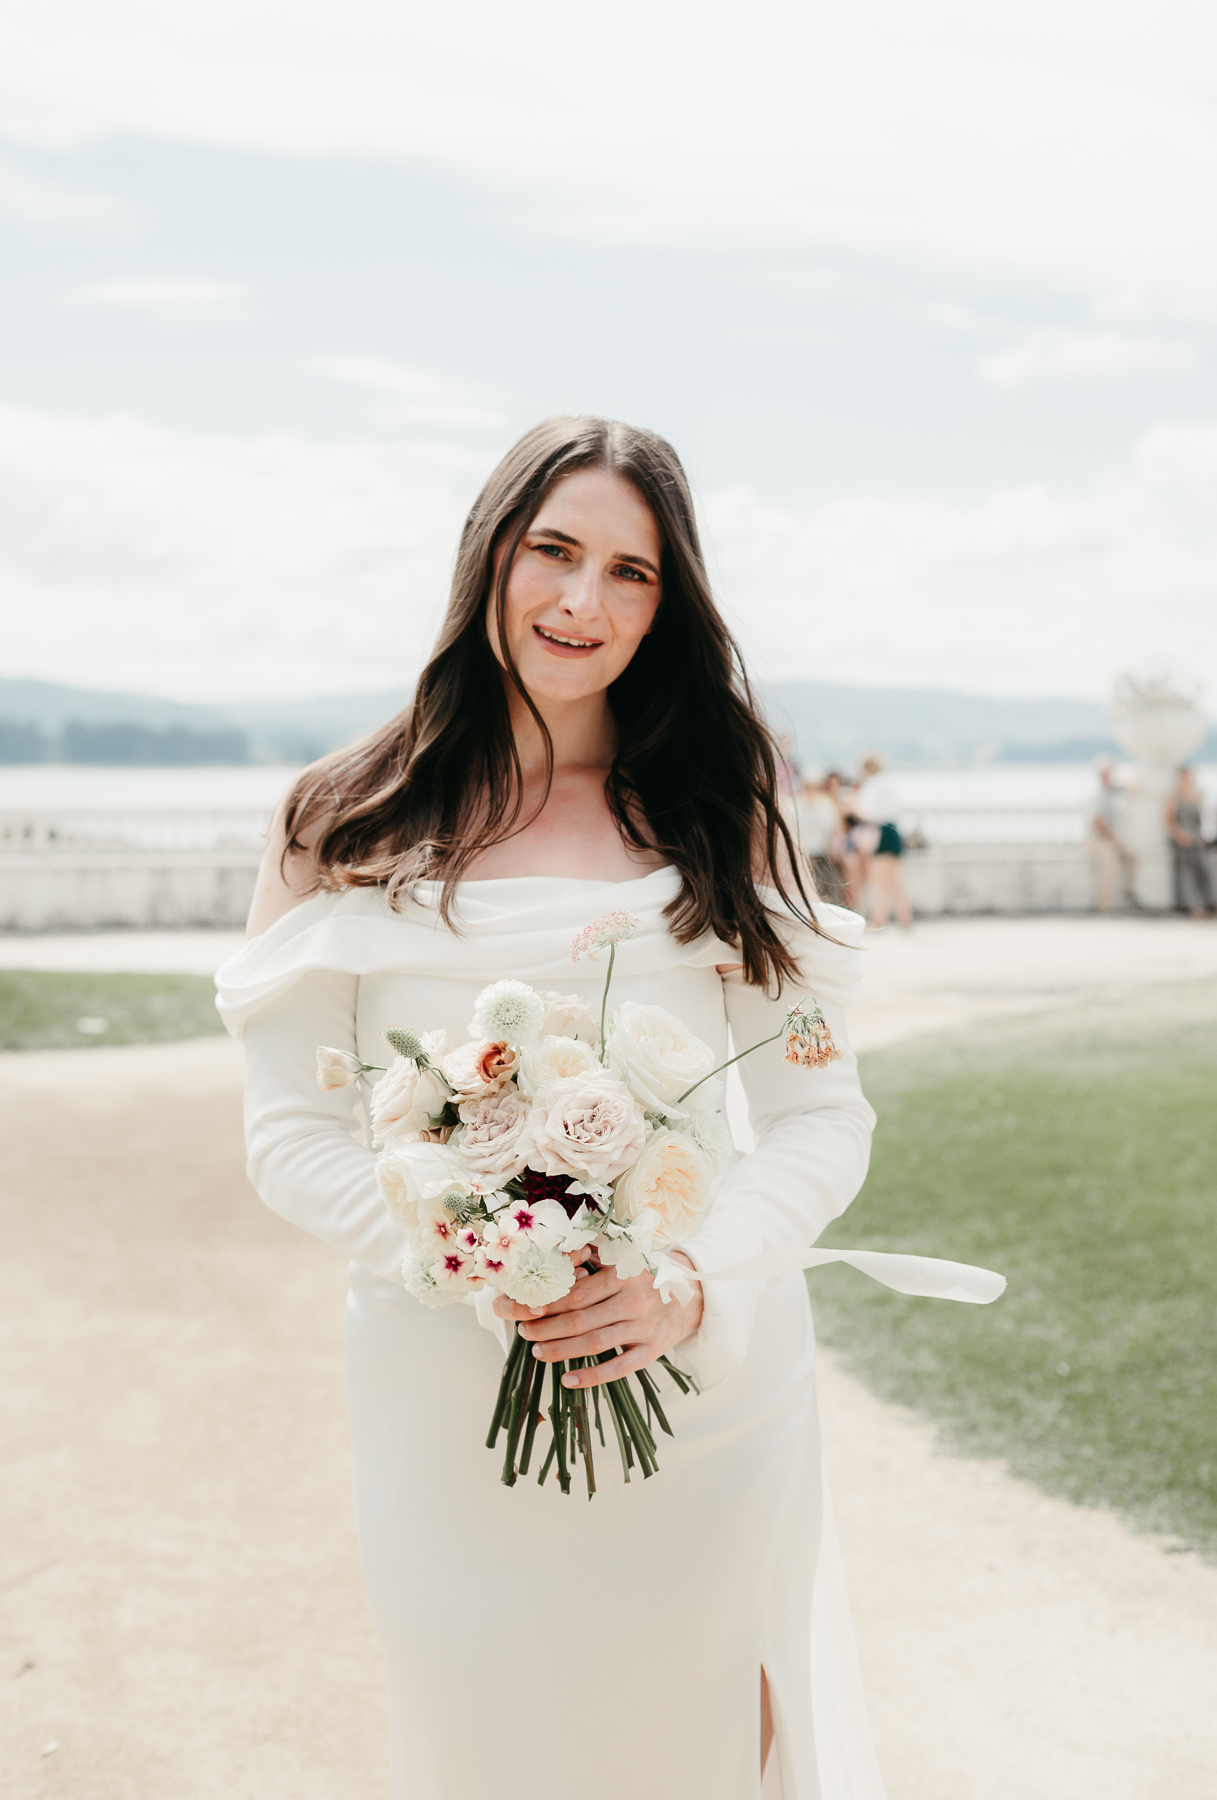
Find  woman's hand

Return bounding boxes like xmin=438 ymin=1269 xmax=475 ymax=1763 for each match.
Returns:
xmin=492 ymin=1252 xmax=704 ymax=1390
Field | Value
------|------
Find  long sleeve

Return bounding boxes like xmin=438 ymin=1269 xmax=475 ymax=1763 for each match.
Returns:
xmin=673 ymin=971 xmax=876 ymax=1391
xmin=241 ymin=967 xmax=410 ymax=1280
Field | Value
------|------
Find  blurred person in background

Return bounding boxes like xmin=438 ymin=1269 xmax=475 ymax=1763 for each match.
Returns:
xmin=792 ymin=765 xmax=847 ymax=903
xmin=833 ymin=769 xmax=869 ymax=911
xmin=1166 ymin=766 xmax=1215 ymax=918
xmin=854 ymin=753 xmax=912 ymax=929
xmin=1090 ymin=759 xmax=1136 ymax=912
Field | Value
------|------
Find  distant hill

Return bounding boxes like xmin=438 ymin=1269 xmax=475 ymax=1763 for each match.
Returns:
xmin=0 ymin=674 xmax=1213 ymax=766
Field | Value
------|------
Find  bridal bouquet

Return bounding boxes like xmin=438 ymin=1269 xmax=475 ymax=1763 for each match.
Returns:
xmin=317 ymin=910 xmax=840 ymax=1498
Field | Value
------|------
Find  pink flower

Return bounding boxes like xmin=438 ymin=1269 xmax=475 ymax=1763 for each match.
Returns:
xmin=524 ymin=1070 xmax=648 ymax=1186
xmin=570 ymin=910 xmax=642 ymax=963
xmin=455 ymin=1088 xmax=532 ymax=1180
xmin=441 ymin=1038 xmax=520 ymax=1102
xmin=430 ymin=1247 xmax=481 ymax=1294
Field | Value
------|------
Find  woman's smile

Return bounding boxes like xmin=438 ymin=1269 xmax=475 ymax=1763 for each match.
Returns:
xmin=532 ymin=622 xmax=604 ymax=657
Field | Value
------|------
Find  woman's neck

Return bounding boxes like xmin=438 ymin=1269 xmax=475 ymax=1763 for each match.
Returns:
xmin=506 ymin=683 xmax=617 ymax=779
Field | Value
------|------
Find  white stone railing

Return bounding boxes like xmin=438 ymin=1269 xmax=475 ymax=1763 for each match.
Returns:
xmin=0 ymin=808 xmax=271 ymax=855
xmin=897 ymin=804 xmax=1086 ymax=847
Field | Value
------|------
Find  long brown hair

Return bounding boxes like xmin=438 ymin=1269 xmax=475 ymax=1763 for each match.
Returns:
xmin=284 ymin=415 xmax=824 ymax=990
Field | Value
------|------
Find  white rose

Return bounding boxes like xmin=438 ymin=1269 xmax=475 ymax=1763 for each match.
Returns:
xmin=316 ymin=1045 xmax=364 ymax=1090
xmin=537 ymin=990 xmax=601 ymax=1046
xmin=604 ymin=1003 xmax=716 ymax=1117
xmin=612 ymin=1129 xmax=711 ymax=1244
xmin=369 ymin=1055 xmax=453 ymax=1146
xmin=454 ymin=1089 xmax=532 ymax=1180
xmin=524 ymin=1070 xmax=647 ymax=1185
xmin=516 ymin=1033 xmax=601 ymax=1097
xmin=468 ymin=979 xmax=546 ymax=1047
xmin=376 ymin=1141 xmax=476 ymax=1233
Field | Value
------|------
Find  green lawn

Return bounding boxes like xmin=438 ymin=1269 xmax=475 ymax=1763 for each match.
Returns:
xmin=0 ymin=970 xmax=225 ymax=1050
xmin=814 ymin=987 xmax=1217 ymax=1558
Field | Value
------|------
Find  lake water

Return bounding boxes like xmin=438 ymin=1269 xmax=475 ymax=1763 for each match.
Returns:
xmin=1 ymin=762 xmax=1213 ymax=813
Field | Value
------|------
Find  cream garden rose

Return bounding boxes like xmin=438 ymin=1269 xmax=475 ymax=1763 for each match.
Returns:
xmin=516 ymin=1033 xmax=600 ymax=1097
xmin=369 ymin=1055 xmax=453 ymax=1146
xmin=524 ymin=1070 xmax=648 ymax=1186
xmin=612 ymin=1128 xmax=711 ymax=1243
xmin=605 ymin=1002 xmax=716 ymax=1117
xmin=455 ymin=1088 xmax=532 ymax=1180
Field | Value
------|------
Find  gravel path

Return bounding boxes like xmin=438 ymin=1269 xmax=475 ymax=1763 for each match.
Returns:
xmin=2 ymin=916 xmax=1216 ymax=1796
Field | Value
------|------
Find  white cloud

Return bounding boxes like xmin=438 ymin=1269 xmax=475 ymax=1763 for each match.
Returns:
xmin=3 ymin=3 xmax=1217 ymax=318
xmin=308 ymin=358 xmax=509 ymax=431
xmin=0 ymin=149 xmax=131 ymax=231
xmin=0 ymin=402 xmax=492 ymax=699
xmin=62 ymin=276 xmax=250 ymax=317
xmin=702 ymin=423 xmax=1217 ymax=701
xmin=977 ymin=328 xmax=1196 ymax=386
xmin=0 ymin=398 xmax=1214 ymax=707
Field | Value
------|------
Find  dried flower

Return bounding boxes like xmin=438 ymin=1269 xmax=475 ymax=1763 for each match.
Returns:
xmin=570 ymin=910 xmax=642 ymax=962
xmin=783 ymin=1002 xmax=841 ymax=1069
xmin=384 ymin=1027 xmax=426 ymax=1063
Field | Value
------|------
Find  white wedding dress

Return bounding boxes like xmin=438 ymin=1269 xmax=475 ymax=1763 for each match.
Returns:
xmin=216 ymin=867 xmax=890 ymax=1800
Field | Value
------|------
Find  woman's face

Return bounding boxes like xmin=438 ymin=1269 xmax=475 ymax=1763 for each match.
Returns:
xmin=489 ymin=468 xmax=662 ymax=707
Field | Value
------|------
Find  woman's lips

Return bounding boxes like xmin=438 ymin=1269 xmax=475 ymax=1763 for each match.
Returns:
xmin=532 ymin=623 xmax=602 ymax=657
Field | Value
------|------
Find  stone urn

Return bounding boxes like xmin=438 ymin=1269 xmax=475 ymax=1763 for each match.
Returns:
xmin=1109 ymin=674 xmax=1207 ymax=909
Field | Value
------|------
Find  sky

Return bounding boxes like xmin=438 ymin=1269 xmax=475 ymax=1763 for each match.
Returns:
xmin=2 ymin=0 xmax=1217 ymax=705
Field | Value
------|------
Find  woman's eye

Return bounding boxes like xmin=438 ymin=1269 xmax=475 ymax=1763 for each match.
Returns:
xmin=534 ymin=542 xmax=568 ymax=560
xmin=613 ymin=564 xmax=648 ymax=583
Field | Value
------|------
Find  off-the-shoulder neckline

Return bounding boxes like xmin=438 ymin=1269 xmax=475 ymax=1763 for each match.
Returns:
xmin=425 ymin=865 xmax=679 ymax=889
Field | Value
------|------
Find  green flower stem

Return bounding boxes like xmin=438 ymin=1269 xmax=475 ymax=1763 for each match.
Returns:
xmin=486 ymin=1328 xmax=528 ymax=1448
xmin=551 ymin=1364 xmax=572 ymax=1495
xmin=602 ymin=1377 xmax=633 ymax=1481
xmin=537 ymin=1434 xmax=558 ymax=1487
xmin=572 ymin=1376 xmax=597 ymax=1499
xmin=517 ymin=1356 xmax=548 ymax=1476
xmin=599 ymin=942 xmax=617 ymax=1058
xmin=675 ymin=1027 xmax=785 ymax=1105
xmin=501 ymin=1345 xmax=531 ymax=1487
xmin=636 ymin=1365 xmax=674 ymax=1438
xmin=658 ymin=1354 xmax=698 ymax=1396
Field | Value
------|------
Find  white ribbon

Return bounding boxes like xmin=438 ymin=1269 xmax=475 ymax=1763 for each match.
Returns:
xmin=687 ymin=1245 xmax=1006 ymax=1305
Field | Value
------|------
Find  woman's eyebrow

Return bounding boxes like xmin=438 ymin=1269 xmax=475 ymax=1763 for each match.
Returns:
xmin=531 ymin=525 xmax=659 ymax=577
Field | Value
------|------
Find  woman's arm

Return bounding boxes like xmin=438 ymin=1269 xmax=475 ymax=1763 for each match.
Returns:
xmin=670 ymin=967 xmax=875 ymax=1390
xmin=242 ymin=966 xmax=410 ymax=1279
xmin=246 ymin=796 xmax=331 ymax=939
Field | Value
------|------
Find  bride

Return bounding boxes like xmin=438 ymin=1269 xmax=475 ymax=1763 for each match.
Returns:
xmin=217 ymin=416 xmax=885 ymax=1799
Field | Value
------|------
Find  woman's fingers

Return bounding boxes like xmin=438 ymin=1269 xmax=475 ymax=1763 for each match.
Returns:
xmin=562 ymin=1345 xmax=657 ymax=1388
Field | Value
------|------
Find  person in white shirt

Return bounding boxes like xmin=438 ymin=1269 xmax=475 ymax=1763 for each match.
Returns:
xmin=854 ymin=754 xmax=912 ymax=928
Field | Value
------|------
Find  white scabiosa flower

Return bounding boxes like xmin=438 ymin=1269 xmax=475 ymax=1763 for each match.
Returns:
xmin=496 ymin=1240 xmax=578 ymax=1308
xmin=467 ymin=979 xmax=546 ymax=1048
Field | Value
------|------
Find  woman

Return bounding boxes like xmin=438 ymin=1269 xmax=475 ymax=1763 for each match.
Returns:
xmin=853 ymin=755 xmax=912 ymax=930
xmin=216 ymin=417 xmax=883 ymax=1799
xmin=1166 ymin=766 xmax=1214 ymax=917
